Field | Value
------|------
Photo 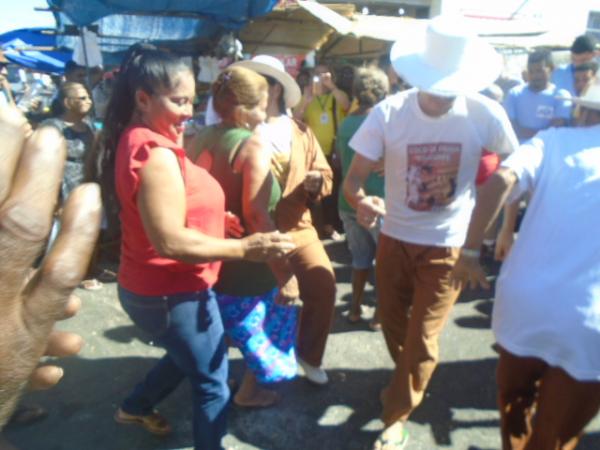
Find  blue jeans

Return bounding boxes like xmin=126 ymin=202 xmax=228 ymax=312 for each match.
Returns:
xmin=118 ymin=285 xmax=229 ymax=450
xmin=339 ymin=210 xmax=380 ymax=270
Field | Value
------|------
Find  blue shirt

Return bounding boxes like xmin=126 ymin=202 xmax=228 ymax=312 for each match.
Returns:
xmin=503 ymin=84 xmax=572 ymax=142
xmin=551 ymin=64 xmax=576 ymax=97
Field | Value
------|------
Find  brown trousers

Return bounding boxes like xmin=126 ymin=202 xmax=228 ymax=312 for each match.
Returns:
xmin=376 ymin=233 xmax=461 ymax=425
xmin=497 ymin=347 xmax=600 ymax=450
xmin=288 ymin=230 xmax=336 ymax=367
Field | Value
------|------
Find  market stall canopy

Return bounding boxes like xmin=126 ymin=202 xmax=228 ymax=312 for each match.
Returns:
xmin=0 ymin=28 xmax=70 ymax=74
xmin=242 ymin=1 xmax=576 ymax=60
xmin=240 ymin=1 xmax=355 ymax=55
xmin=319 ymin=14 xmax=569 ymax=58
xmin=48 ymin=0 xmax=279 ymax=59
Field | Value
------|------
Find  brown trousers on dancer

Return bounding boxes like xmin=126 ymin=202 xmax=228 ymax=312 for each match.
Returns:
xmin=288 ymin=228 xmax=336 ymax=367
xmin=376 ymin=233 xmax=461 ymax=424
xmin=497 ymin=346 xmax=600 ymax=450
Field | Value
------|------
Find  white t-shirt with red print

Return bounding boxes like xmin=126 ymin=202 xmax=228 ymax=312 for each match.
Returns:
xmin=350 ymin=88 xmax=517 ymax=247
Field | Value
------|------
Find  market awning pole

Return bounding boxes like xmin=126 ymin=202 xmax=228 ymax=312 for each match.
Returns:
xmin=79 ymin=26 xmax=91 ymax=86
xmin=79 ymin=26 xmax=97 ymax=118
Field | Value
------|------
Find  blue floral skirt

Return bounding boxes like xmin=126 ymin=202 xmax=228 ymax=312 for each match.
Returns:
xmin=218 ymin=288 xmax=298 ymax=384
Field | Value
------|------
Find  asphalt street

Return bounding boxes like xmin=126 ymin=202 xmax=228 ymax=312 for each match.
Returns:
xmin=5 ymin=239 xmax=600 ymax=450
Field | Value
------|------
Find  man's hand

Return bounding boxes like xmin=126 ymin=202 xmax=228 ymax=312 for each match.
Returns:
xmin=451 ymin=254 xmax=490 ymax=290
xmin=0 ymin=106 xmax=101 ymax=428
xmin=319 ymin=72 xmax=335 ymax=91
xmin=495 ymin=227 xmax=515 ymax=261
xmin=356 ymin=196 xmax=386 ymax=229
xmin=241 ymin=231 xmax=295 ymax=262
xmin=303 ymin=170 xmax=323 ymax=195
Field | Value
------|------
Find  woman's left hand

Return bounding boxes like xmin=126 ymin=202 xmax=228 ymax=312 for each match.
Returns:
xmin=224 ymin=211 xmax=244 ymax=238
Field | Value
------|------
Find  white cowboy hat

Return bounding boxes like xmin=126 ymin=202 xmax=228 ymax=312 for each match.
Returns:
xmin=390 ymin=15 xmax=502 ymax=97
xmin=571 ymin=82 xmax=600 ymax=111
xmin=231 ymin=55 xmax=302 ymax=108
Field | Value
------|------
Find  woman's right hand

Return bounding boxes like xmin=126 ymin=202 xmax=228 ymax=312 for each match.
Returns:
xmin=241 ymin=231 xmax=295 ymax=262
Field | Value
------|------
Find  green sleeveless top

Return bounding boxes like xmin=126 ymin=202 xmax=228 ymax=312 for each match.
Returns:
xmin=192 ymin=125 xmax=280 ymax=296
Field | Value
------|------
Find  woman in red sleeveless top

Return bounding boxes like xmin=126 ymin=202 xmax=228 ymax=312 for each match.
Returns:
xmin=95 ymin=47 xmax=294 ymax=450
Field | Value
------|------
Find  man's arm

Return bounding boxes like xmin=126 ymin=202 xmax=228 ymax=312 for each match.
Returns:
xmin=343 ymin=153 xmax=386 ymax=228
xmin=495 ymin=199 xmax=520 ymax=261
xmin=320 ymin=72 xmax=350 ymax=112
xmin=452 ymin=167 xmax=518 ymax=289
xmin=331 ymin=87 xmax=350 ymax=113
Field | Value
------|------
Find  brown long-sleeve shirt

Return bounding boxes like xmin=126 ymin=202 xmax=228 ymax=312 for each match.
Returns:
xmin=274 ymin=119 xmax=333 ymax=248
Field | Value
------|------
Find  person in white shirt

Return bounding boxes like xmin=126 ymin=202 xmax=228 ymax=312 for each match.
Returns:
xmin=343 ymin=15 xmax=518 ymax=449
xmin=453 ymin=83 xmax=600 ymax=450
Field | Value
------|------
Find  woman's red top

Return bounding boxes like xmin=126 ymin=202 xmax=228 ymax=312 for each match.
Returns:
xmin=115 ymin=125 xmax=225 ymax=296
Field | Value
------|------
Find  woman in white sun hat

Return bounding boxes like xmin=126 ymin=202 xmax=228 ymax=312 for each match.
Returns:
xmin=232 ymin=55 xmax=336 ymax=387
xmin=343 ymin=15 xmax=518 ymax=449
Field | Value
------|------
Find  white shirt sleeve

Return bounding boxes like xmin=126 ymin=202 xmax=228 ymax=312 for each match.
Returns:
xmin=501 ymin=135 xmax=544 ymax=200
xmin=348 ymin=105 xmax=385 ymax=162
xmin=484 ymin=100 xmax=519 ymax=157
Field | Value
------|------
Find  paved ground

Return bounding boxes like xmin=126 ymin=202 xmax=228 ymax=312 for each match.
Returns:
xmin=4 ymin=239 xmax=600 ymax=450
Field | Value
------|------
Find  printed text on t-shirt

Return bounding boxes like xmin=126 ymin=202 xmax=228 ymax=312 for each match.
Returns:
xmin=406 ymin=143 xmax=462 ymax=211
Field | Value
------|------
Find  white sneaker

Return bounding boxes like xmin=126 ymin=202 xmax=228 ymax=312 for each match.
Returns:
xmin=297 ymin=357 xmax=328 ymax=385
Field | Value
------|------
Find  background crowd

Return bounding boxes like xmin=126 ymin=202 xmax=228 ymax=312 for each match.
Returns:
xmin=0 ymin=13 xmax=598 ymax=450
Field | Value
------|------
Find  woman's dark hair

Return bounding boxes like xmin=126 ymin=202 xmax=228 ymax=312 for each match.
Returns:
xmin=102 ymin=46 xmax=191 ymax=160
xmin=264 ymin=75 xmax=286 ymax=114
xmin=353 ymin=66 xmax=389 ymax=109
xmin=90 ymin=45 xmax=191 ymax=240
xmin=336 ymin=65 xmax=355 ymax=99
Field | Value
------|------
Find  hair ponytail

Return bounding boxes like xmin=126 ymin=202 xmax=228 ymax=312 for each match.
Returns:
xmin=88 ymin=45 xmax=191 ymax=244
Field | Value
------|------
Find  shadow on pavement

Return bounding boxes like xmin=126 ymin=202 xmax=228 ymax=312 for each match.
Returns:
xmin=5 ymin=354 xmax=505 ymax=450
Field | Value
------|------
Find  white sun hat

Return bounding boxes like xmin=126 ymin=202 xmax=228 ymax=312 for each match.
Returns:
xmin=390 ymin=15 xmax=502 ymax=97
xmin=231 ymin=55 xmax=302 ymax=108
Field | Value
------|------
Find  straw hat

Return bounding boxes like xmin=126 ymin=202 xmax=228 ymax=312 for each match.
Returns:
xmin=231 ymin=55 xmax=301 ymax=108
xmin=390 ymin=15 xmax=502 ymax=97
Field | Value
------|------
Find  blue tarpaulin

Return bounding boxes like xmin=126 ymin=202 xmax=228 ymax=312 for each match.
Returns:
xmin=0 ymin=28 xmax=70 ymax=74
xmin=48 ymin=0 xmax=278 ymax=29
xmin=49 ymin=0 xmax=279 ymax=56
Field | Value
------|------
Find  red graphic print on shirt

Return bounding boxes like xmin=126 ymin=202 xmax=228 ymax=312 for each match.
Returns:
xmin=406 ymin=142 xmax=462 ymax=211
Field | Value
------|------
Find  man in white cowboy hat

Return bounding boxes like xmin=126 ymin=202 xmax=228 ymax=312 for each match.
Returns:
xmin=232 ymin=55 xmax=337 ymax=386
xmin=343 ymin=15 xmax=518 ymax=448
xmin=453 ymin=82 xmax=600 ymax=449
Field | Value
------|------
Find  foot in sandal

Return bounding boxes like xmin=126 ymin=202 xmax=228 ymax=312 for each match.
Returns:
xmin=114 ymin=408 xmax=172 ymax=436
